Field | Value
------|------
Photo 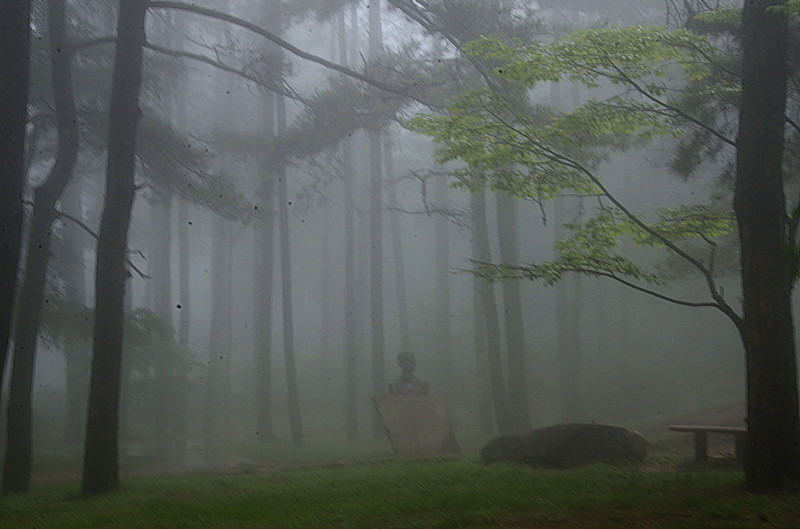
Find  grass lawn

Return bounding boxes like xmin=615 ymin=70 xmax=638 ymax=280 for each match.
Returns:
xmin=3 ymin=457 xmax=800 ymax=529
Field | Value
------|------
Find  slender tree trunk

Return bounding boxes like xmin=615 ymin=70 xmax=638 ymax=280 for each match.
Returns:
xmin=472 ymin=192 xmax=513 ymax=434
xmin=273 ymin=0 xmax=302 ymax=445
xmin=369 ymin=0 xmax=386 ymax=439
xmin=221 ymin=223 xmax=233 ymax=433
xmin=4 ymin=0 xmax=79 ymax=493
xmin=62 ymin=178 xmax=88 ymax=444
xmin=253 ymin=0 xmax=279 ymax=443
xmin=554 ymin=196 xmax=585 ymax=423
xmin=173 ymin=10 xmax=191 ymax=461
xmin=433 ymin=173 xmax=452 ymax=392
xmin=276 ymin=89 xmax=304 ymax=447
xmin=471 ymin=195 xmax=496 ymax=435
xmin=152 ymin=190 xmax=173 ymax=453
xmin=203 ymin=215 xmax=228 ymax=445
xmin=175 ymin=198 xmax=190 ymax=459
xmin=495 ymin=192 xmax=531 ymax=432
xmin=151 ymin=10 xmax=178 ymax=456
xmin=0 ymin=0 xmax=30 ymax=408
xmin=82 ymin=0 xmax=148 ymax=496
xmin=735 ymin=0 xmax=800 ymax=493
xmin=338 ymin=5 xmax=359 ymax=439
xmin=255 ymin=100 xmax=277 ymax=443
xmin=320 ymin=206 xmax=332 ymax=385
xmin=119 ymin=283 xmax=133 ymax=446
xmin=384 ymin=135 xmax=411 ymax=352
xmin=594 ymin=280 xmax=609 ymax=358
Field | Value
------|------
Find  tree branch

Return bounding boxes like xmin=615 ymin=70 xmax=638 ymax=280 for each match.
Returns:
xmin=24 ymin=200 xmax=149 ymax=279
xmin=481 ymin=103 xmax=742 ymax=327
xmin=605 ymin=56 xmax=737 ymax=148
xmin=146 ymin=1 xmax=437 ymax=107
xmin=142 ymin=41 xmax=310 ymax=105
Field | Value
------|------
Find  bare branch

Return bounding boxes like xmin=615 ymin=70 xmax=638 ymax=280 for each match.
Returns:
xmin=142 ymin=41 xmax=310 ymax=105
xmin=25 ymin=200 xmax=149 ymax=279
xmin=147 ymin=1 xmax=438 ymax=107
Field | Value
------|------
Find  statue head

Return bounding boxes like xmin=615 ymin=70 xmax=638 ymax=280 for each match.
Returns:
xmin=398 ymin=351 xmax=416 ymax=376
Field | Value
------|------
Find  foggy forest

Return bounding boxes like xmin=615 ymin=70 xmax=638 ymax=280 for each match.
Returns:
xmin=2 ymin=0 xmax=800 ymax=525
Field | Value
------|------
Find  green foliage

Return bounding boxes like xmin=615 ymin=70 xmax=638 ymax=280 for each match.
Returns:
xmin=633 ymin=205 xmax=736 ymax=246
xmin=465 ymin=27 xmax=716 ymax=89
xmin=688 ymin=6 xmax=742 ymax=34
xmin=40 ymin=300 xmax=195 ymax=373
xmin=40 ymin=296 xmax=94 ymax=344
xmin=472 ymin=207 xmax=663 ymax=287
xmin=409 ymin=23 xmax=741 ymax=292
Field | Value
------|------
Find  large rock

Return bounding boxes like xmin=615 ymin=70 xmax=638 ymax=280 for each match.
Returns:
xmin=480 ymin=423 xmax=647 ymax=468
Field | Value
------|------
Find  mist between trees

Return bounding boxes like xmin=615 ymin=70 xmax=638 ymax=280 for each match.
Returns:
xmin=1 ymin=0 xmax=798 ymax=495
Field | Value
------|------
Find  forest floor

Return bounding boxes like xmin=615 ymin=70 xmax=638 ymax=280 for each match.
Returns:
xmin=4 ymin=455 xmax=800 ymax=529
xmin=5 ymin=423 xmax=800 ymax=529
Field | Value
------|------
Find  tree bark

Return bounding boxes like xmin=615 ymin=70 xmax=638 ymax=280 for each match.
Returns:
xmin=735 ymin=0 xmax=800 ymax=493
xmin=174 ymin=196 xmax=190 ymax=461
xmin=173 ymin=10 xmax=191 ymax=462
xmin=4 ymin=0 xmax=79 ymax=494
xmin=338 ymin=4 xmax=359 ymax=440
xmin=255 ymin=101 xmax=277 ymax=442
xmin=369 ymin=0 xmax=386 ymax=438
xmin=152 ymin=190 xmax=173 ymax=454
xmin=82 ymin=0 xmax=148 ymax=496
xmin=203 ymin=215 xmax=230 ymax=445
xmin=433 ymin=172 xmax=452 ymax=392
xmin=496 ymin=192 xmax=531 ymax=432
xmin=62 ymin=178 xmax=89 ymax=445
xmin=471 ymin=193 xmax=497 ymax=435
xmin=276 ymin=89 xmax=304 ymax=447
xmin=554 ymin=196 xmax=585 ymax=423
xmin=385 ymin=134 xmax=411 ymax=353
xmin=472 ymin=191 xmax=514 ymax=434
xmin=0 ymin=0 xmax=30 ymax=412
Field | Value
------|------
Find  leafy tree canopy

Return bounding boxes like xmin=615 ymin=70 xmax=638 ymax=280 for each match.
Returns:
xmin=409 ymin=22 xmax=741 ymax=311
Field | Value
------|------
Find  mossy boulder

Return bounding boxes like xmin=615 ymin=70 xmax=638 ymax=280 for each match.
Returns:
xmin=481 ymin=423 xmax=647 ymax=468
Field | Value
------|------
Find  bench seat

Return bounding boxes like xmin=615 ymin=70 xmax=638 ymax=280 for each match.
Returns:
xmin=668 ymin=424 xmax=746 ymax=462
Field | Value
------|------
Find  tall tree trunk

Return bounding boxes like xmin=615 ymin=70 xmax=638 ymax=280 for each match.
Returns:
xmin=175 ymin=198 xmax=190 ymax=459
xmin=62 ymin=178 xmax=89 ymax=444
xmin=274 ymin=0 xmax=303 ymax=445
xmin=594 ymin=280 xmax=609 ymax=358
xmin=319 ymin=206 xmax=332 ymax=386
xmin=384 ymin=134 xmax=411 ymax=352
xmin=276 ymin=89 xmax=304 ymax=447
xmin=82 ymin=0 xmax=147 ymax=496
xmin=369 ymin=0 xmax=386 ymax=439
xmin=554 ymin=196 xmax=585 ymax=423
xmin=203 ymin=215 xmax=229 ymax=445
xmin=495 ymin=192 xmax=531 ymax=432
xmin=0 ymin=0 xmax=30 ymax=409
xmin=253 ymin=0 xmax=279 ymax=443
xmin=255 ymin=101 xmax=277 ymax=443
xmin=471 ymin=194 xmax=497 ymax=435
xmin=4 ymin=0 xmax=79 ymax=493
xmin=339 ymin=4 xmax=359 ymax=439
xmin=735 ymin=0 xmax=800 ymax=493
xmin=151 ymin=10 xmax=178 ymax=456
xmin=433 ymin=173 xmax=452 ymax=391
xmin=152 ymin=190 xmax=173 ymax=454
xmin=173 ymin=10 xmax=191 ymax=462
xmin=472 ymin=192 xmax=513 ymax=434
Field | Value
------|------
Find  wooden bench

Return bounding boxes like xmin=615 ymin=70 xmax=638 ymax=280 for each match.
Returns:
xmin=668 ymin=424 xmax=747 ymax=463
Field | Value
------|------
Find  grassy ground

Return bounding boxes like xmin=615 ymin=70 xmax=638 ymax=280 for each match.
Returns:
xmin=4 ymin=455 xmax=800 ymax=529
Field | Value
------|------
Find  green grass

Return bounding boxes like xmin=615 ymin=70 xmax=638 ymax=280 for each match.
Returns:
xmin=3 ymin=459 xmax=800 ymax=529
